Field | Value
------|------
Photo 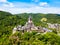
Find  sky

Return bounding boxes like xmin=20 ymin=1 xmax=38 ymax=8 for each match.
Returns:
xmin=0 ymin=0 xmax=60 ymax=14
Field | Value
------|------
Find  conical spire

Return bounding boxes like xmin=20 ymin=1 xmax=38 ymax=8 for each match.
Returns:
xmin=28 ymin=16 xmax=32 ymax=21
xmin=28 ymin=16 xmax=32 ymax=23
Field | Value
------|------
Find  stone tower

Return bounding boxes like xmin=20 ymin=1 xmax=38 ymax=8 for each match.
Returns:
xmin=28 ymin=16 xmax=32 ymax=23
xmin=24 ymin=16 xmax=35 ymax=30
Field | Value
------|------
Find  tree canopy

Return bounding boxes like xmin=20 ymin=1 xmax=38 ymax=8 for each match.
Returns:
xmin=0 ymin=11 xmax=60 ymax=45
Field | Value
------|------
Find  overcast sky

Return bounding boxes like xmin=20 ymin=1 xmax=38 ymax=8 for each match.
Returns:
xmin=0 ymin=0 xmax=60 ymax=14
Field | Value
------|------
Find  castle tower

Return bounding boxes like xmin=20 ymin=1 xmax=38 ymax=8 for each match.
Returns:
xmin=25 ymin=16 xmax=35 ymax=30
xmin=28 ymin=16 xmax=33 ymax=23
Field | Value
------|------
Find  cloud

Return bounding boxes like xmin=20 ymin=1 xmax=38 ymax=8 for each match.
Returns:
xmin=0 ymin=6 xmax=60 ymax=14
xmin=32 ymin=0 xmax=39 ymax=2
xmin=0 ymin=0 xmax=15 ymax=8
xmin=39 ymin=2 xmax=48 ymax=6
xmin=3 ymin=2 xmax=14 ymax=7
xmin=0 ymin=0 xmax=7 ymax=2
xmin=12 ymin=2 xmax=36 ymax=8
xmin=0 ymin=1 xmax=60 ymax=14
xmin=0 ymin=0 xmax=14 ymax=7
xmin=8 ymin=3 xmax=14 ymax=7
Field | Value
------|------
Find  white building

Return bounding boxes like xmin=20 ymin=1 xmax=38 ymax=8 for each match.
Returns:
xmin=47 ymin=23 xmax=60 ymax=31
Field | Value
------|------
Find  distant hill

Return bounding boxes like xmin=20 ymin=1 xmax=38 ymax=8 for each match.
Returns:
xmin=0 ymin=11 xmax=12 ymax=16
xmin=0 ymin=11 xmax=60 ymax=27
xmin=15 ymin=13 xmax=60 ymax=24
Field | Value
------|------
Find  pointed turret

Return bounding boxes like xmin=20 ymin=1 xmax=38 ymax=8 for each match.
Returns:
xmin=28 ymin=16 xmax=32 ymax=23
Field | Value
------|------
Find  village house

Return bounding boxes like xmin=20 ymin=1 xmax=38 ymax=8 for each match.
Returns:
xmin=47 ymin=23 xmax=60 ymax=32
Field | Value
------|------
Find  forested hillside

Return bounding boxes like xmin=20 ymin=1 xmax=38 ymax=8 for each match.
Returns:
xmin=0 ymin=11 xmax=60 ymax=45
xmin=16 ymin=13 xmax=60 ymax=25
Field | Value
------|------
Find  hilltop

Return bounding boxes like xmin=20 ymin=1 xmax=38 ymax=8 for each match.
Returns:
xmin=0 ymin=11 xmax=60 ymax=45
xmin=0 ymin=11 xmax=60 ymax=35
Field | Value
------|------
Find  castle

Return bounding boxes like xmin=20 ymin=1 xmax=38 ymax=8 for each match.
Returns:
xmin=13 ymin=16 xmax=52 ymax=34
